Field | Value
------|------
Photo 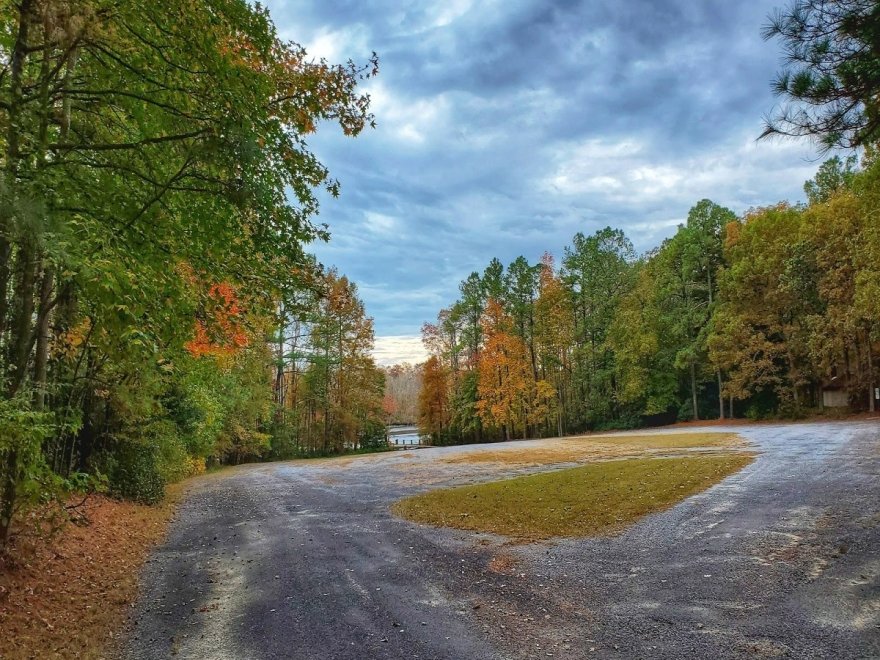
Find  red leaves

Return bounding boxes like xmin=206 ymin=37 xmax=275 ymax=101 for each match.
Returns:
xmin=185 ymin=282 xmax=250 ymax=359
xmin=382 ymin=394 xmax=398 ymax=417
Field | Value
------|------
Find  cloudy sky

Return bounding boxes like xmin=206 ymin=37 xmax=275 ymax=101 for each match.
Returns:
xmin=265 ymin=0 xmax=825 ymax=366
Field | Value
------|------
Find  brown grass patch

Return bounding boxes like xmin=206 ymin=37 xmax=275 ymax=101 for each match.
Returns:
xmin=394 ymin=454 xmax=754 ymax=541
xmin=442 ymin=432 xmax=744 ymax=466
xmin=0 ymin=487 xmax=185 ymax=659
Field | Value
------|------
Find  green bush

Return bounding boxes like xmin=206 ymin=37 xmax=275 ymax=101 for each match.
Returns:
xmin=0 ymin=397 xmax=61 ymax=545
xmin=106 ymin=441 xmax=165 ymax=505
xmin=268 ymin=418 xmax=300 ymax=460
xmin=595 ymin=405 xmax=643 ymax=431
xmin=359 ymin=420 xmax=388 ymax=450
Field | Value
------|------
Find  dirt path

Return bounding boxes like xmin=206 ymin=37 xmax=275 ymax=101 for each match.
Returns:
xmin=121 ymin=422 xmax=880 ymax=659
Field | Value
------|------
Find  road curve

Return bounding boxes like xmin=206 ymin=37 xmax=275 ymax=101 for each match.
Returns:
xmin=121 ymin=422 xmax=880 ymax=659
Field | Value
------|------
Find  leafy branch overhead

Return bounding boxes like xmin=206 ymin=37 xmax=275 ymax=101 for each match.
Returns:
xmin=763 ymin=0 xmax=880 ymax=149
xmin=0 ymin=0 xmax=379 ymax=547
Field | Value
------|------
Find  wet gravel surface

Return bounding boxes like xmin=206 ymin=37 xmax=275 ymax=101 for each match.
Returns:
xmin=121 ymin=422 xmax=880 ymax=659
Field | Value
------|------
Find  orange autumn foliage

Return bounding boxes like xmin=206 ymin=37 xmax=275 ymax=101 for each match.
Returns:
xmin=382 ymin=394 xmax=398 ymax=418
xmin=185 ymin=282 xmax=250 ymax=359
xmin=419 ymin=356 xmax=448 ymax=439
xmin=477 ymin=299 xmax=556 ymax=440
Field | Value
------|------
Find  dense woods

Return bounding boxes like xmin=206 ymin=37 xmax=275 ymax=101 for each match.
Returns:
xmin=0 ymin=0 xmax=877 ymax=551
xmin=0 ymin=0 xmax=382 ymax=546
xmin=383 ymin=363 xmax=421 ymax=425
xmin=271 ymin=269 xmax=386 ymax=457
xmin=418 ymin=155 xmax=880 ymax=444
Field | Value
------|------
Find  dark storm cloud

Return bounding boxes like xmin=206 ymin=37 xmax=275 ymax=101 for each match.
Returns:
xmin=264 ymin=0 xmax=827 ymax=360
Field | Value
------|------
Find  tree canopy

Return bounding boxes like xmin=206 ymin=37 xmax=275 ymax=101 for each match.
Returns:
xmin=0 ymin=0 xmax=381 ymax=547
xmin=763 ymin=0 xmax=880 ymax=149
xmin=420 ymin=169 xmax=880 ymax=443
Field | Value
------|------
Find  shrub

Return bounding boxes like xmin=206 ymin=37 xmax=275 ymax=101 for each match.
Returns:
xmin=106 ymin=441 xmax=165 ymax=505
xmin=359 ymin=420 xmax=388 ymax=450
xmin=0 ymin=397 xmax=60 ymax=547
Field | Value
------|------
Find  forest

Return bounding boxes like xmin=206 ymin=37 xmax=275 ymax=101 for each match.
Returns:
xmin=418 ymin=155 xmax=880 ymax=444
xmin=1 ymin=0 xmax=879 ymax=657
xmin=0 ymin=0 xmax=386 ymax=547
xmin=0 ymin=0 xmax=877 ymax=551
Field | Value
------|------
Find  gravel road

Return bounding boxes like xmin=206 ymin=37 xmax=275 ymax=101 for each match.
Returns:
xmin=121 ymin=422 xmax=880 ymax=659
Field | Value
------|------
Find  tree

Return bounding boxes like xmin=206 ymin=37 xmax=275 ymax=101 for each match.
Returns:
xmin=383 ymin=363 xmax=422 ymax=424
xmin=804 ymin=154 xmax=859 ymax=204
xmin=659 ymin=200 xmax=734 ymax=420
xmin=534 ymin=253 xmax=574 ymax=436
xmin=504 ymin=256 xmax=540 ymax=382
xmin=418 ymin=356 xmax=448 ymax=443
xmin=708 ymin=205 xmax=817 ymax=413
xmin=803 ymin=163 xmax=877 ymax=410
xmin=605 ymin=200 xmax=734 ymax=424
xmin=763 ymin=0 xmax=880 ymax=149
xmin=608 ymin=260 xmax=678 ymax=417
xmin=305 ymin=272 xmax=382 ymax=453
xmin=457 ymin=272 xmax=485 ymax=368
xmin=562 ymin=227 xmax=635 ymax=428
xmin=0 ymin=0 xmax=378 ymax=544
xmin=477 ymin=299 xmax=554 ymax=440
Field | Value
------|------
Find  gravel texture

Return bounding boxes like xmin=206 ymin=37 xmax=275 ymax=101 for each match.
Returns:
xmin=121 ymin=421 xmax=880 ymax=659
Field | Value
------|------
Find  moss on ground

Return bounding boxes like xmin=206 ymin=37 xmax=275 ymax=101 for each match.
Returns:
xmin=394 ymin=453 xmax=754 ymax=541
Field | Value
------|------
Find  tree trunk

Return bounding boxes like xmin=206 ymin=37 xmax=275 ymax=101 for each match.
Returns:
xmin=2 ymin=0 xmax=34 ymax=395
xmin=0 ymin=238 xmax=10 ymax=342
xmin=274 ymin=306 xmax=286 ymax=420
xmin=0 ymin=450 xmax=17 ymax=545
xmin=8 ymin=243 xmax=37 ymax=397
xmin=717 ymin=370 xmax=724 ymax=420
xmin=690 ymin=361 xmax=699 ymax=421
xmin=33 ymin=268 xmax=54 ymax=409
xmin=868 ymin=340 xmax=876 ymax=413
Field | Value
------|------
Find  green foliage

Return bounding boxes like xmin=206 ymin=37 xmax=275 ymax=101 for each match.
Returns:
xmin=763 ymin=0 xmax=880 ymax=149
xmin=0 ymin=396 xmax=60 ymax=542
xmin=268 ymin=419 xmax=302 ymax=460
xmin=593 ymin=408 xmax=642 ymax=432
xmin=269 ymin=269 xmax=388 ymax=457
xmin=104 ymin=441 xmax=166 ymax=505
xmin=804 ymin=154 xmax=859 ymax=204
xmin=745 ymin=392 xmax=779 ymax=421
xmin=0 ymin=0 xmax=377 ymax=547
xmin=422 ymin=159 xmax=880 ymax=443
xmin=359 ymin=420 xmax=389 ymax=450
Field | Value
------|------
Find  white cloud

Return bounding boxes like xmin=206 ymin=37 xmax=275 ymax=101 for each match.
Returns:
xmin=364 ymin=211 xmax=398 ymax=234
xmin=367 ymin=81 xmax=450 ymax=144
xmin=373 ymin=335 xmax=429 ymax=367
xmin=298 ymin=24 xmax=370 ymax=62
xmin=428 ymin=0 xmax=475 ymax=28
xmin=542 ymin=129 xmax=818 ymax=214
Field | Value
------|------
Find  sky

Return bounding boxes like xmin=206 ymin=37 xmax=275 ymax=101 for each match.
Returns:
xmin=264 ymin=0 xmax=825 ymax=366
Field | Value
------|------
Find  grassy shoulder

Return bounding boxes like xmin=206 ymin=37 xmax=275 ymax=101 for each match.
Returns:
xmin=394 ymin=453 xmax=754 ymax=541
xmin=0 ymin=487 xmax=185 ymax=659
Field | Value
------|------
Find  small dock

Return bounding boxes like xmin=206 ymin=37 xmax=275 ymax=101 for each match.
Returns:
xmin=387 ymin=425 xmax=428 ymax=448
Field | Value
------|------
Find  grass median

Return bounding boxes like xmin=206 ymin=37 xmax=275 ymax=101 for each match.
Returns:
xmin=394 ymin=453 xmax=753 ymax=541
xmin=441 ymin=432 xmax=745 ymax=466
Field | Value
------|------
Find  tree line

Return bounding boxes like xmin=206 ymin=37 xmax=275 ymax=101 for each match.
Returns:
xmin=0 ymin=0 xmax=380 ymax=547
xmin=382 ymin=363 xmax=421 ymax=425
xmin=418 ymin=155 xmax=880 ymax=444
xmin=271 ymin=267 xmax=386 ymax=458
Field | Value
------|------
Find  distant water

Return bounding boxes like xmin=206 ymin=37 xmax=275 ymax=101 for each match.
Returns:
xmin=387 ymin=425 xmax=423 ymax=446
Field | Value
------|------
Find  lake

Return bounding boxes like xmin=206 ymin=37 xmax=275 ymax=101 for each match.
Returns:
xmin=387 ymin=425 xmax=423 ymax=446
